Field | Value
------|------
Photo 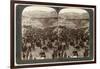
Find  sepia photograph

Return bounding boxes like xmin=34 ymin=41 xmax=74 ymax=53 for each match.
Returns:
xmin=21 ymin=6 xmax=90 ymax=60
xmin=10 ymin=1 xmax=96 ymax=68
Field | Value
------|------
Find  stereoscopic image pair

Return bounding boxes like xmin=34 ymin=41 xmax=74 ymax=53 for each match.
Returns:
xmin=21 ymin=6 xmax=89 ymax=60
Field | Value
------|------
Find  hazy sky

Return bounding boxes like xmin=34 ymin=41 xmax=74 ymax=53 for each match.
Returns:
xmin=22 ymin=6 xmax=89 ymax=29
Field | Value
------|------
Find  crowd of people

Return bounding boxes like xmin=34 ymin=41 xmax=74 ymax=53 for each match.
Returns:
xmin=21 ymin=26 xmax=89 ymax=60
